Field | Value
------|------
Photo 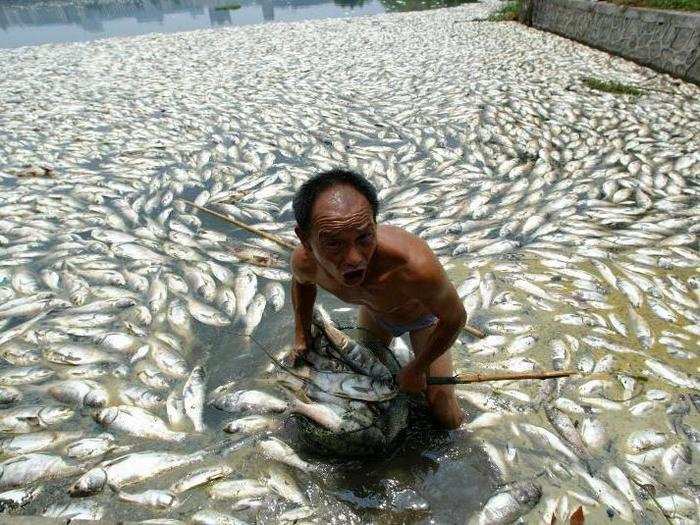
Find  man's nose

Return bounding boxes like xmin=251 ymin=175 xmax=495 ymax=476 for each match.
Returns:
xmin=345 ymin=245 xmax=363 ymax=267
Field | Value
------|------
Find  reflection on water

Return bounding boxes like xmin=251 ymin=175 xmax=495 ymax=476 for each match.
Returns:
xmin=0 ymin=0 xmax=477 ymax=48
xmin=381 ymin=0 xmax=478 ymax=11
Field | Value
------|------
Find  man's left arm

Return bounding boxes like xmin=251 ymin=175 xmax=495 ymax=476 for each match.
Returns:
xmin=396 ymin=266 xmax=466 ymax=393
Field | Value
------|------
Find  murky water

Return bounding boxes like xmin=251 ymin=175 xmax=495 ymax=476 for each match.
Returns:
xmin=0 ymin=0 xmax=477 ymax=48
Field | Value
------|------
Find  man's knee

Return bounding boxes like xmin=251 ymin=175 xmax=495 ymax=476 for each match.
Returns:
xmin=426 ymin=385 xmax=452 ymax=407
xmin=426 ymin=386 xmax=463 ymax=429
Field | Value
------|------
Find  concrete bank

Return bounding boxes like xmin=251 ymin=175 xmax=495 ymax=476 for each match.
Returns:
xmin=520 ymin=0 xmax=700 ymax=84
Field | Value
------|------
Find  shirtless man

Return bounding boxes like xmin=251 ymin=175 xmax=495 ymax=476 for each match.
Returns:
xmin=290 ymin=169 xmax=466 ymax=429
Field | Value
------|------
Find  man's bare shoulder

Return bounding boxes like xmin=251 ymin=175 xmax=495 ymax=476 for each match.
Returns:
xmin=378 ymin=225 xmax=442 ymax=284
xmin=290 ymin=245 xmax=317 ymax=284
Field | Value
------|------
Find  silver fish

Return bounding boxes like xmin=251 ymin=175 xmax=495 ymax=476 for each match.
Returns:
xmin=0 ymin=431 xmax=83 ymax=456
xmin=70 ymin=450 xmax=206 ymax=495
xmin=170 ymin=465 xmax=233 ymax=494
xmin=96 ymin=405 xmax=186 ymax=442
xmin=265 ymin=463 xmax=308 ymax=506
xmin=183 ymin=365 xmax=206 ymax=432
xmin=242 ymin=293 xmax=266 ymax=336
xmin=474 ymin=481 xmax=541 ymax=525
xmin=233 ymin=268 xmax=257 ymax=320
xmin=0 ymin=453 xmax=81 ymax=489
xmin=48 ymin=379 xmax=109 ymax=408
xmin=223 ymin=415 xmax=282 ymax=435
xmin=211 ymin=389 xmax=287 ymax=414
xmin=0 ymin=485 xmax=43 ymax=511
xmin=64 ymin=433 xmax=127 ymax=460
xmin=118 ymin=489 xmax=180 ymax=509
xmin=257 ymin=437 xmax=313 ymax=471
xmin=208 ymin=478 xmax=269 ymax=500
xmin=43 ymin=499 xmax=104 ymax=520
xmin=189 ymin=509 xmax=248 ymax=525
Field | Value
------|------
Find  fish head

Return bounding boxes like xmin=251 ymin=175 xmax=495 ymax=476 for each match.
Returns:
xmin=96 ymin=407 xmax=118 ymax=425
xmin=116 ymin=297 xmax=137 ymax=309
xmin=191 ymin=366 xmax=205 ymax=381
xmin=512 ymin=481 xmax=542 ymax=507
xmin=69 ymin=468 xmax=107 ymax=496
xmin=96 ymin=432 xmax=116 ymax=442
xmin=112 ymin=364 xmax=130 ymax=378
xmin=161 ymin=492 xmax=179 ymax=508
xmin=84 ymin=389 xmax=109 ymax=408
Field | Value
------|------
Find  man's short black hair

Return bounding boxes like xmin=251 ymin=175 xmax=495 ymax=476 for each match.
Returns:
xmin=293 ymin=169 xmax=379 ymax=233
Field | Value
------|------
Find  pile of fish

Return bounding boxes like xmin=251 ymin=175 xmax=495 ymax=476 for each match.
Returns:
xmin=0 ymin=1 xmax=698 ymax=523
xmin=267 ymin=306 xmax=408 ymax=456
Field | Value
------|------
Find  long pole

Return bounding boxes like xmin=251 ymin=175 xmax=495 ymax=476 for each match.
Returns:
xmin=427 ymin=369 xmax=576 ymax=385
xmin=181 ymin=199 xmax=297 ymax=251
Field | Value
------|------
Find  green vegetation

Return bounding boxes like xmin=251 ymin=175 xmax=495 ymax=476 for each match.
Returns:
xmin=582 ymin=76 xmax=643 ymax=96
xmin=214 ymin=3 xmax=242 ymax=10
xmin=487 ymin=0 xmax=520 ymax=21
xmin=608 ymin=0 xmax=699 ymax=11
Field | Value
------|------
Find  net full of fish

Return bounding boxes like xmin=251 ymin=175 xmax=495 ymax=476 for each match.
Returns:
xmin=269 ymin=306 xmax=409 ymax=457
xmin=0 ymin=0 xmax=699 ymax=523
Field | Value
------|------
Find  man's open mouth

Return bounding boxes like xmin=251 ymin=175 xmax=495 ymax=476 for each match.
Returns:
xmin=343 ymin=269 xmax=365 ymax=285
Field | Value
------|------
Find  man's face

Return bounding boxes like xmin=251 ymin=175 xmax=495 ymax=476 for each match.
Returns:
xmin=301 ymin=184 xmax=377 ymax=287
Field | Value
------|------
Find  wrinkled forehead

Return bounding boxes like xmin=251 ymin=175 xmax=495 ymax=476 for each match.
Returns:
xmin=310 ymin=184 xmax=374 ymax=236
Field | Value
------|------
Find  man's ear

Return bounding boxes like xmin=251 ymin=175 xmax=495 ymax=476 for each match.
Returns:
xmin=295 ymin=226 xmax=311 ymax=250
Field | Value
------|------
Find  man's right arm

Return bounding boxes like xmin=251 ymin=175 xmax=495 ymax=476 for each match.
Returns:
xmin=291 ymin=247 xmax=317 ymax=358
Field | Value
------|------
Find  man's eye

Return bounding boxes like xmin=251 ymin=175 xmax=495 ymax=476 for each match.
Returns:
xmin=358 ymin=233 xmax=372 ymax=244
xmin=325 ymin=240 xmax=341 ymax=249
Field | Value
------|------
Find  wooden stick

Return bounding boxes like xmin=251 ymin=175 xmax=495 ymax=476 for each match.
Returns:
xmin=182 ymin=198 xmax=485 ymax=339
xmin=462 ymin=324 xmax=486 ymax=339
xmin=427 ymin=369 xmax=576 ymax=385
xmin=181 ymin=199 xmax=297 ymax=251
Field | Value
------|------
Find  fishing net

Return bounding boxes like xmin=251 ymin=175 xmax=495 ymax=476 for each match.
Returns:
xmin=283 ymin=311 xmax=409 ymax=457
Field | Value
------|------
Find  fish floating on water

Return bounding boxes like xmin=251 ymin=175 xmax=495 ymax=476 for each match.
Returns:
xmin=0 ymin=1 xmax=698 ymax=522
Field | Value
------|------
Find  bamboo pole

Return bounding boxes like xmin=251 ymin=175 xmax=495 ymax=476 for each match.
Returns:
xmin=462 ymin=324 xmax=486 ymax=339
xmin=427 ymin=369 xmax=576 ymax=385
xmin=181 ymin=199 xmax=297 ymax=251
xmin=183 ymin=198 xmax=486 ymax=339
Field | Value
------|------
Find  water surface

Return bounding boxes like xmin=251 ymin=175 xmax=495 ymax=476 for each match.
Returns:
xmin=0 ymin=0 xmax=477 ymax=48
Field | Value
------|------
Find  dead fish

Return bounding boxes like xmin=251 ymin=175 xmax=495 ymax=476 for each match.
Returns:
xmin=474 ymin=480 xmax=541 ymax=525
xmin=0 ymin=453 xmax=81 ymax=489
xmin=223 ymin=415 xmax=282 ymax=435
xmin=183 ymin=366 xmax=206 ymax=432
xmin=96 ymin=406 xmax=187 ymax=442
xmin=208 ymin=478 xmax=269 ymax=500
xmin=170 ymin=465 xmax=233 ymax=494
xmin=211 ymin=389 xmax=287 ymax=414
xmin=117 ymin=489 xmax=180 ymax=509
xmin=257 ymin=437 xmax=313 ymax=471
xmin=70 ymin=450 xmax=206 ymax=495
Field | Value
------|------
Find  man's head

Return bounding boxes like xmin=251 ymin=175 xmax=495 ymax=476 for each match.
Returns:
xmin=293 ymin=169 xmax=379 ymax=287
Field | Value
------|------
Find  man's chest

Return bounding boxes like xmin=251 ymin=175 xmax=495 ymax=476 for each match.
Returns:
xmin=315 ymin=274 xmax=412 ymax=311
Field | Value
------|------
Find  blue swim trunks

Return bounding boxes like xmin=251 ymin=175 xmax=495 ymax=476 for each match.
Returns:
xmin=374 ymin=313 xmax=438 ymax=338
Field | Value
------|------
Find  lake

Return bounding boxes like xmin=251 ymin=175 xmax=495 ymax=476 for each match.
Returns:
xmin=0 ymin=0 xmax=477 ymax=48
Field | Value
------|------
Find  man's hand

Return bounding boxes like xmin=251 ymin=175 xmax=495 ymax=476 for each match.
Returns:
xmin=396 ymin=360 xmax=427 ymax=395
xmin=292 ymin=332 xmax=311 ymax=360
